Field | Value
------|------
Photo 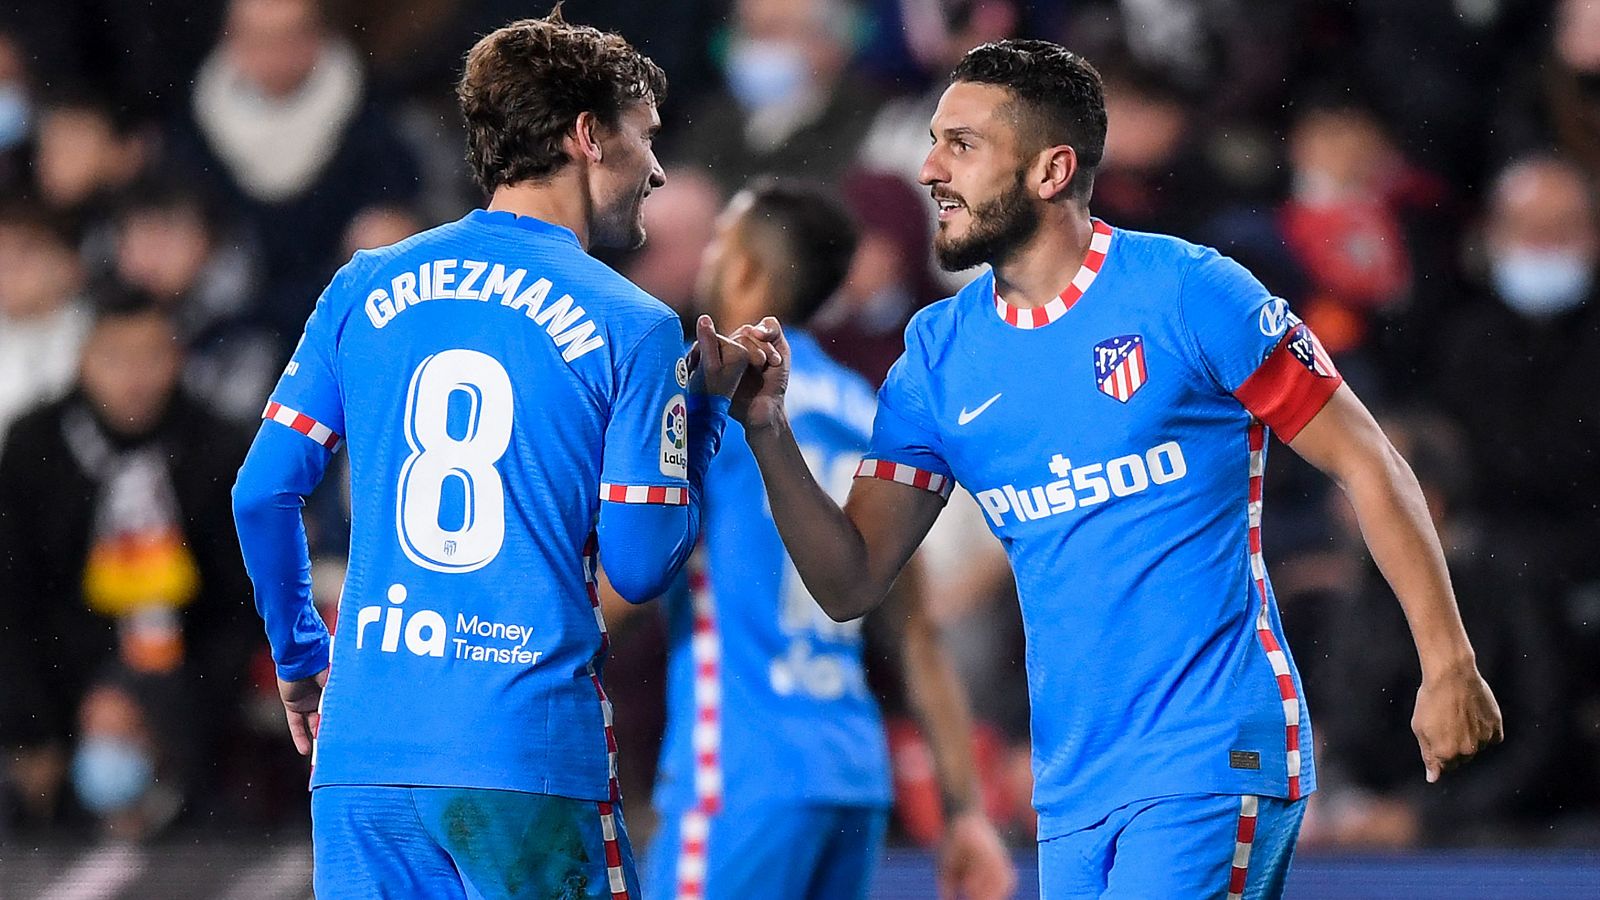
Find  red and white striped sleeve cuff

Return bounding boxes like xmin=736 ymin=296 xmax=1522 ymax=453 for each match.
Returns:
xmin=599 ymin=483 xmax=690 ymax=505
xmin=262 ymin=401 xmax=342 ymax=451
xmin=854 ymin=459 xmax=954 ymax=499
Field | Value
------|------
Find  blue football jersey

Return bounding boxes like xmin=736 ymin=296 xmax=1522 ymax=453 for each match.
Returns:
xmin=653 ymin=331 xmax=893 ymax=814
xmin=860 ymin=221 xmax=1342 ymax=838
xmin=265 ymin=209 xmax=694 ymax=801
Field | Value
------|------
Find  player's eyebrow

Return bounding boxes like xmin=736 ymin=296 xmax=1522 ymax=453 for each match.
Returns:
xmin=932 ymin=125 xmax=980 ymax=142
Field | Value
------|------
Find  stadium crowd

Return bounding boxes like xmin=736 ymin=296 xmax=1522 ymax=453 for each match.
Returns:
xmin=0 ymin=0 xmax=1596 ymax=853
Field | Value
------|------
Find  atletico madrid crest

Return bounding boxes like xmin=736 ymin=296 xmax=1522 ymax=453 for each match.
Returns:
xmin=1094 ymin=334 xmax=1147 ymax=403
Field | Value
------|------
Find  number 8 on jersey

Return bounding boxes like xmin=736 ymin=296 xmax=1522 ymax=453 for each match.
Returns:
xmin=397 ymin=349 xmax=513 ymax=573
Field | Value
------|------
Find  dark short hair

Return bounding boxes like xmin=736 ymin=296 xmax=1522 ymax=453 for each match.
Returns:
xmin=738 ymin=178 xmax=859 ymax=327
xmin=0 ymin=196 xmax=78 ymax=247
xmin=951 ymin=40 xmax=1107 ymax=200
xmin=457 ymin=8 xmax=667 ymax=194
xmin=113 ymin=176 xmax=220 ymax=234
xmin=85 ymin=278 xmax=174 ymax=329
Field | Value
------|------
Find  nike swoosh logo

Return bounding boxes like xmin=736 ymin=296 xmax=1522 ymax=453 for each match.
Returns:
xmin=957 ymin=393 xmax=1003 ymax=426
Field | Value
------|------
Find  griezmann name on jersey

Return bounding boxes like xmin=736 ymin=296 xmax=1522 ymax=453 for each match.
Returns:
xmin=859 ymin=221 xmax=1342 ymax=838
xmin=268 ymin=210 xmax=692 ymax=801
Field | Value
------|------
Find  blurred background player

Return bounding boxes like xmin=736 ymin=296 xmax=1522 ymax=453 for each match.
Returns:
xmin=230 ymin=13 xmax=754 ymax=898
xmin=616 ymin=179 xmax=1015 ymax=899
xmin=720 ymin=39 xmax=1502 ymax=898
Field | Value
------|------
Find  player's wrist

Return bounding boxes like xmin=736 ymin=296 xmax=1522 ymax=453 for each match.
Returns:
xmin=740 ymin=405 xmax=790 ymax=441
xmin=940 ymin=787 xmax=982 ymax=822
xmin=1419 ymin=649 xmax=1478 ymax=685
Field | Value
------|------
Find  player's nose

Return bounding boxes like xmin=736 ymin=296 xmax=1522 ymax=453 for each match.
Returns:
xmin=918 ymin=147 xmax=948 ymax=186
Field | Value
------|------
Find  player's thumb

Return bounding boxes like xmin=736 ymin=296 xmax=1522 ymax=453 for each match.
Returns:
xmin=695 ymin=315 xmax=718 ymax=360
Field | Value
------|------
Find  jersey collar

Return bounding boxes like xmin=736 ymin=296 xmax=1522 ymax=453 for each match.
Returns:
xmin=467 ymin=208 xmax=582 ymax=247
xmin=992 ymin=218 xmax=1113 ymax=330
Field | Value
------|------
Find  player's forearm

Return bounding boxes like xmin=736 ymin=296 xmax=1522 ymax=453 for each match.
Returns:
xmin=895 ymin=566 xmax=981 ymax=815
xmin=745 ymin=414 xmax=884 ymax=620
xmin=232 ymin=426 xmax=332 ymax=680
xmin=1338 ymin=443 xmax=1476 ymax=677
xmin=597 ymin=396 xmax=726 ymax=602
xmin=596 ymin=501 xmax=697 ymax=601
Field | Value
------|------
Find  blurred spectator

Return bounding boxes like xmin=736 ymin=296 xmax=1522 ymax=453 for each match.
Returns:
xmin=96 ymin=179 xmax=281 ymax=423
xmin=1279 ymin=99 xmax=1413 ymax=358
xmin=1088 ymin=62 xmax=1220 ymax=240
xmin=169 ymin=0 xmax=421 ymax=343
xmin=339 ymin=204 xmax=425 ymax=258
xmin=32 ymin=93 xmax=152 ymax=222
xmin=813 ymin=170 xmax=945 ymax=384
xmin=1428 ymin=156 xmax=1600 ymax=774
xmin=103 ymin=180 xmax=257 ymax=339
xmin=1306 ymin=413 xmax=1578 ymax=847
xmin=857 ymin=0 xmax=1022 ymax=184
xmin=1488 ymin=0 xmax=1600 ymax=177
xmin=619 ymin=168 xmax=723 ymax=330
xmin=1059 ymin=0 xmax=1299 ymax=125
xmin=69 ymin=681 xmax=183 ymax=840
xmin=670 ymin=0 xmax=884 ymax=191
xmin=0 ymin=202 xmax=90 ymax=446
xmin=1431 ymin=156 xmax=1600 ymax=586
xmin=0 ymin=290 xmax=255 ymax=834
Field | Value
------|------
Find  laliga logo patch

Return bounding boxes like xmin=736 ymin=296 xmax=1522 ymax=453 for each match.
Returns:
xmin=659 ymin=394 xmax=689 ymax=478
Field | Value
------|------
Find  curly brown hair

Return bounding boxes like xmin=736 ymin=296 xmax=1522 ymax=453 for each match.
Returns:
xmin=457 ymin=7 xmax=667 ymax=194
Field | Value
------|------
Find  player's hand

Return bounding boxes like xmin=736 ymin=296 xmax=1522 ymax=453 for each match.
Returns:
xmin=687 ymin=314 xmax=762 ymax=399
xmin=726 ymin=316 xmax=790 ymax=430
xmin=1412 ymin=661 xmax=1503 ymax=782
xmin=278 ymin=668 xmax=329 ymax=757
xmin=937 ymin=809 xmax=1016 ymax=900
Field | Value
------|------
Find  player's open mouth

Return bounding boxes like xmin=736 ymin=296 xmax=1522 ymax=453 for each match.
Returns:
xmin=935 ymin=197 xmax=965 ymax=221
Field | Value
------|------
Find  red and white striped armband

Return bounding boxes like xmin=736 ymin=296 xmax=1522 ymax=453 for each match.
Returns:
xmin=262 ymin=401 xmax=342 ymax=451
xmin=854 ymin=459 xmax=954 ymax=499
xmin=599 ymin=483 xmax=690 ymax=505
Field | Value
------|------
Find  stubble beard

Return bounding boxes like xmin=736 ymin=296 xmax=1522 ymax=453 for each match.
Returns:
xmin=934 ymin=167 xmax=1041 ymax=272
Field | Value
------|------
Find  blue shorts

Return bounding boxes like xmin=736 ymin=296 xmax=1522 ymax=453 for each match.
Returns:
xmin=646 ymin=801 xmax=889 ymax=900
xmin=312 ymin=785 xmax=642 ymax=899
xmin=1039 ymin=794 xmax=1306 ymax=899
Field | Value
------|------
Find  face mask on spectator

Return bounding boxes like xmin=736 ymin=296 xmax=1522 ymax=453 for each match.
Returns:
xmin=1491 ymin=248 xmax=1593 ymax=317
xmin=72 ymin=737 xmax=154 ymax=814
xmin=726 ymin=38 xmax=811 ymax=111
xmin=0 ymin=84 xmax=29 ymax=150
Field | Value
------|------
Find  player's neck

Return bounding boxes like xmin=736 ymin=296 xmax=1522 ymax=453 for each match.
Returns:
xmin=486 ymin=179 xmax=593 ymax=249
xmin=991 ymin=206 xmax=1094 ymax=309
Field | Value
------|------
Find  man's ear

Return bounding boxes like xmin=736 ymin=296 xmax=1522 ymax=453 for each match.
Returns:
xmin=572 ymin=110 xmax=605 ymax=164
xmin=1036 ymin=144 xmax=1079 ymax=201
xmin=725 ymin=247 xmax=763 ymax=297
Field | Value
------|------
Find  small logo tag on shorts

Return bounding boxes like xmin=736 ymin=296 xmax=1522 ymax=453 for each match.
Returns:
xmin=1229 ymin=750 xmax=1261 ymax=770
